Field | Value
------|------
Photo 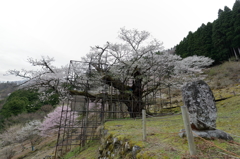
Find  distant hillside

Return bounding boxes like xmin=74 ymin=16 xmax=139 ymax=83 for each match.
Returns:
xmin=175 ymin=0 xmax=240 ymax=64
xmin=0 ymin=82 xmax=18 ymax=99
xmin=0 ymin=82 xmax=18 ymax=109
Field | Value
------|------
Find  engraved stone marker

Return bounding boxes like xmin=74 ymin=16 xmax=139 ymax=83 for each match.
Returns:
xmin=180 ymin=80 xmax=233 ymax=140
xmin=182 ymin=80 xmax=217 ymax=130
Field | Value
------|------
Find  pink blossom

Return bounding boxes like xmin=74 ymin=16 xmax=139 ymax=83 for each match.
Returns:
xmin=39 ymin=105 xmax=78 ymax=136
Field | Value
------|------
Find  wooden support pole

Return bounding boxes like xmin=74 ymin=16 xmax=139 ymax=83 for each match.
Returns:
xmin=142 ymin=109 xmax=146 ymax=141
xmin=181 ymin=106 xmax=197 ymax=156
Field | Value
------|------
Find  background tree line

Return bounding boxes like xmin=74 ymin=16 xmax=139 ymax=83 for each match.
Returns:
xmin=0 ymin=88 xmax=59 ymax=130
xmin=175 ymin=0 xmax=240 ymax=64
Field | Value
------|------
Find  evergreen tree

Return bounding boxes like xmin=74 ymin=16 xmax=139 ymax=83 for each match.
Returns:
xmin=1 ymin=98 xmax=28 ymax=118
xmin=176 ymin=1 xmax=240 ymax=63
xmin=232 ymin=0 xmax=240 ymax=58
xmin=212 ymin=6 xmax=233 ymax=62
xmin=0 ymin=89 xmax=59 ymax=118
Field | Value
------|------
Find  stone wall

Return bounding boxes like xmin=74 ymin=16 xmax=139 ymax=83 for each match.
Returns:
xmin=98 ymin=130 xmax=141 ymax=159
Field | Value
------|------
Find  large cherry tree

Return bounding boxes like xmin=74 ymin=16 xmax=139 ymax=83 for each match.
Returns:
xmin=9 ymin=28 xmax=214 ymax=117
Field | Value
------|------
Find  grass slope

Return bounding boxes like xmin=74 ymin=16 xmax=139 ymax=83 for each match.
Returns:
xmin=1 ymin=61 xmax=239 ymax=159
xmin=76 ymin=61 xmax=240 ymax=158
xmin=104 ymin=93 xmax=240 ymax=158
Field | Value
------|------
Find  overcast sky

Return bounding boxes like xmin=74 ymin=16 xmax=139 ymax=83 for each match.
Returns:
xmin=0 ymin=0 xmax=236 ymax=82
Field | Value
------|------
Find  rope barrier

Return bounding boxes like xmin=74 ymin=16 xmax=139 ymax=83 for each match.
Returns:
xmin=153 ymin=128 xmax=240 ymax=158
xmin=157 ymin=131 xmax=180 ymax=135
xmin=104 ymin=108 xmax=240 ymax=158
xmin=192 ymin=131 xmax=240 ymax=158
xmin=231 ymin=140 xmax=240 ymax=146
xmin=146 ymin=113 xmax=181 ymax=119
xmin=158 ymin=124 xmax=183 ymax=128
xmin=148 ymin=129 xmax=240 ymax=158
xmin=216 ymin=151 xmax=240 ymax=159
xmin=147 ymin=118 xmax=181 ymax=122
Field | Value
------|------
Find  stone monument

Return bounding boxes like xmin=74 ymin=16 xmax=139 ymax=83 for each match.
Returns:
xmin=179 ymin=80 xmax=233 ymax=140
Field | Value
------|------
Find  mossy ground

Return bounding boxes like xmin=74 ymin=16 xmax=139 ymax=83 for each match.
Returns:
xmin=104 ymin=92 xmax=240 ymax=158
xmin=74 ymin=93 xmax=240 ymax=159
xmin=63 ymin=140 xmax=100 ymax=159
xmin=75 ymin=62 xmax=240 ymax=158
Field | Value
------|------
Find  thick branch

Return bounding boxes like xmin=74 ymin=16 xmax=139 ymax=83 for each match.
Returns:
xmin=102 ymin=74 xmax=131 ymax=93
xmin=69 ymin=90 xmax=96 ymax=100
xmin=69 ymin=90 xmax=131 ymax=103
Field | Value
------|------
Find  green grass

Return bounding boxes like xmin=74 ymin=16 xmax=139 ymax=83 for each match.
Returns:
xmin=63 ymin=146 xmax=80 ymax=159
xmin=76 ymin=94 xmax=240 ymax=158
xmin=63 ymin=140 xmax=100 ymax=159
xmin=76 ymin=62 xmax=240 ymax=158
xmin=102 ymin=87 xmax=240 ymax=158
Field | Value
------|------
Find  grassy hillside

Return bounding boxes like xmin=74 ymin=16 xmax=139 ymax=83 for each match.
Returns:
xmin=78 ymin=61 xmax=240 ymax=158
xmin=0 ymin=82 xmax=17 ymax=109
xmin=0 ymin=61 xmax=239 ymax=159
xmin=103 ymin=93 xmax=240 ymax=158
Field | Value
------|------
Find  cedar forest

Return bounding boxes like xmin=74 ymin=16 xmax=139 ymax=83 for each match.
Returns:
xmin=175 ymin=0 xmax=240 ymax=64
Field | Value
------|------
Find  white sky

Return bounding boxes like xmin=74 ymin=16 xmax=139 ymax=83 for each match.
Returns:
xmin=0 ymin=0 xmax=236 ymax=81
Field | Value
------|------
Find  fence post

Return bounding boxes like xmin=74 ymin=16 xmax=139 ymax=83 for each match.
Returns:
xmin=142 ymin=109 xmax=146 ymax=141
xmin=181 ymin=106 xmax=197 ymax=156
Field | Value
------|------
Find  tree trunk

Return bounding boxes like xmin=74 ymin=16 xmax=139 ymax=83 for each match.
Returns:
xmin=233 ymin=48 xmax=239 ymax=61
xmin=126 ymin=67 xmax=144 ymax=117
xmin=124 ymin=98 xmax=144 ymax=118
